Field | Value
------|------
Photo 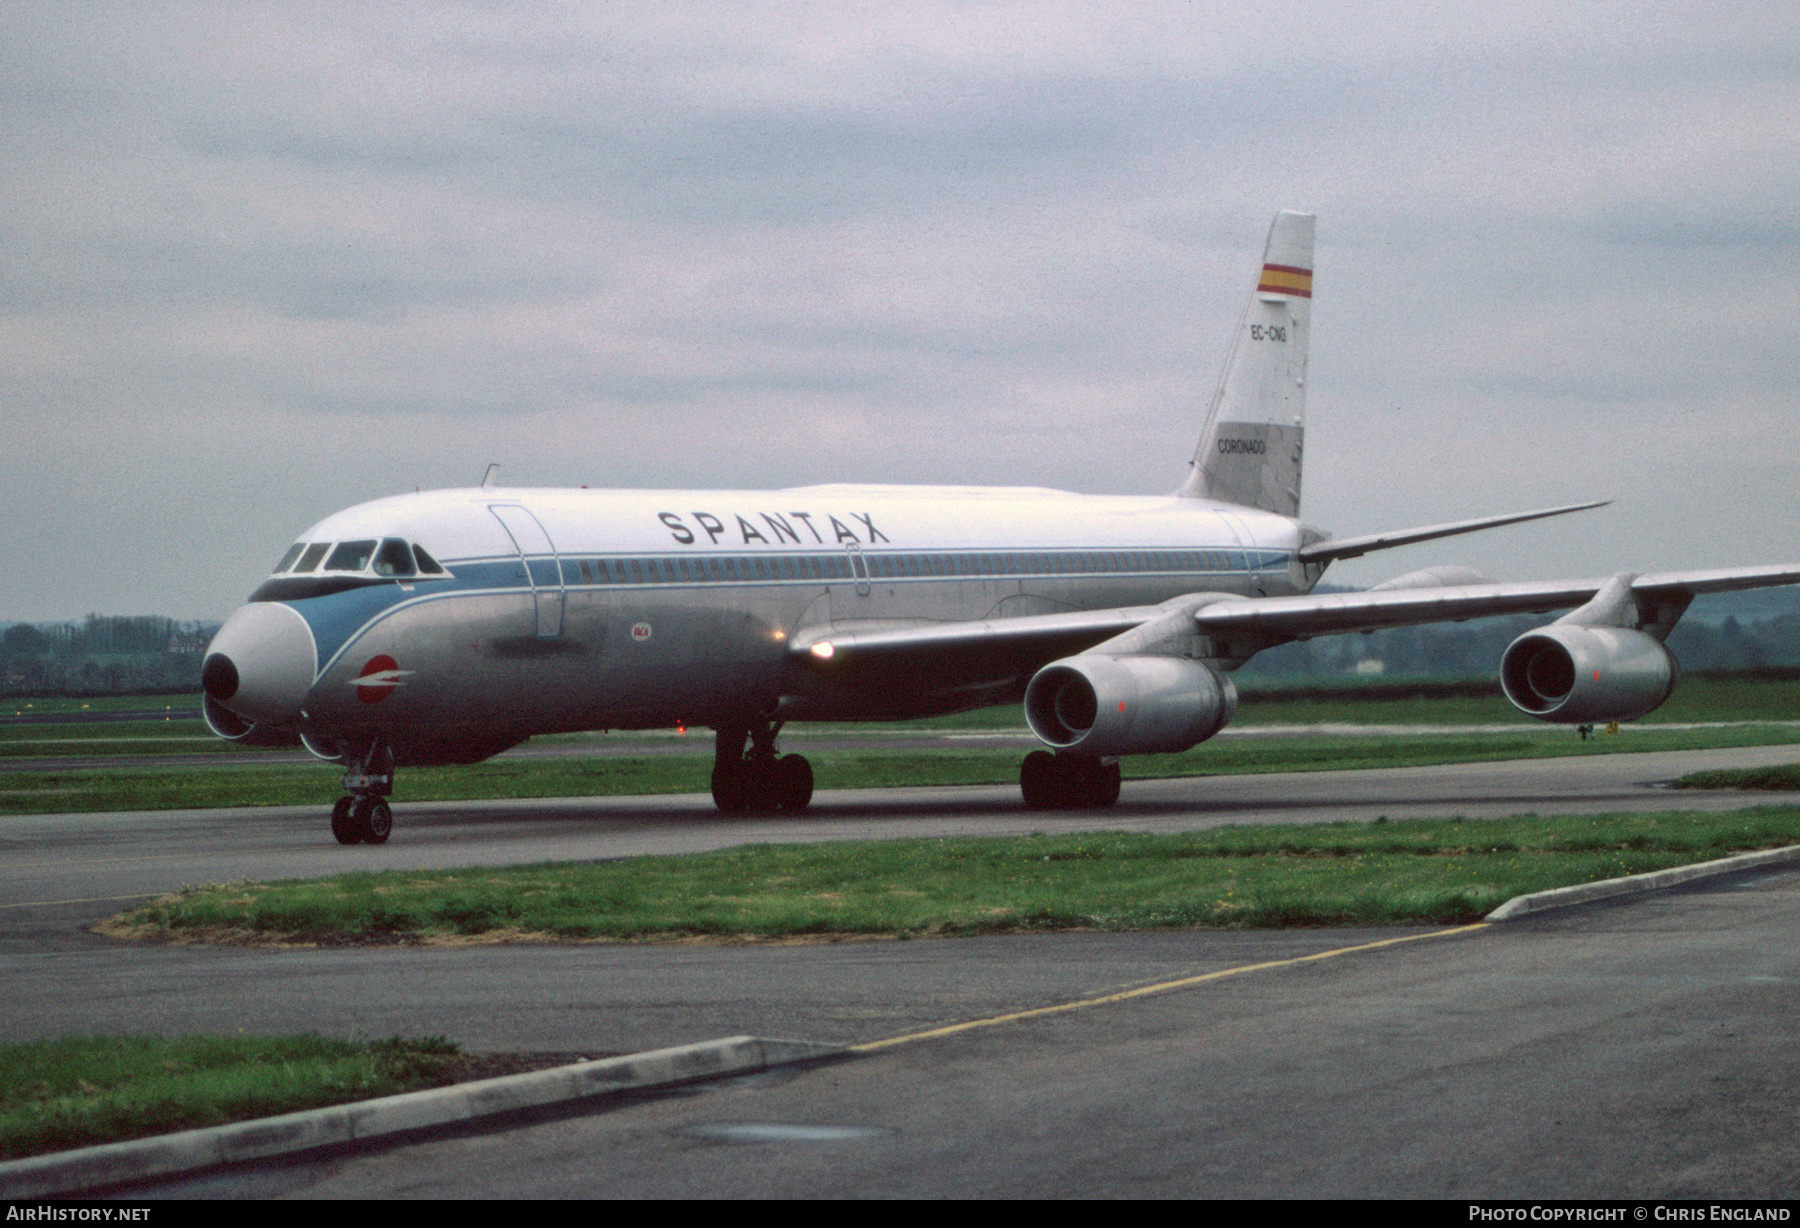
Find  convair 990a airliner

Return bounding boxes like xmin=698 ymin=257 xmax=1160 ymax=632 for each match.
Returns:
xmin=200 ymin=212 xmax=1800 ymax=844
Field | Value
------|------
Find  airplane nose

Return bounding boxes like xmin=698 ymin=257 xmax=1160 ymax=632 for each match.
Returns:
xmin=202 ymin=603 xmax=316 ymax=726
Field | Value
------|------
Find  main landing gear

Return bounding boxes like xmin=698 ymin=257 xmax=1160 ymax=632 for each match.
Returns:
xmin=711 ymin=722 xmax=814 ymax=813
xmin=330 ymin=738 xmax=395 ymax=845
xmin=1019 ymin=750 xmax=1121 ymax=810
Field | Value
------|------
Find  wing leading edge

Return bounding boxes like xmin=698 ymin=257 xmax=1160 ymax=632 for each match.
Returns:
xmin=1194 ymin=564 xmax=1800 ymax=640
xmin=792 ymin=564 xmax=1800 ymax=684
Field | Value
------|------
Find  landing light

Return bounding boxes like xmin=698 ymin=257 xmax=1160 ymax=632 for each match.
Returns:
xmin=810 ymin=642 xmax=836 ymax=660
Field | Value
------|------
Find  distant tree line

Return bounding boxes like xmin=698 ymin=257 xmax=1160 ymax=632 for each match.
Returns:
xmin=1239 ymin=610 xmax=1800 ymax=681
xmin=1 ymin=616 xmax=219 ymax=695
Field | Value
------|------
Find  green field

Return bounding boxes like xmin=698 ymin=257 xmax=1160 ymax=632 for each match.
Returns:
xmin=0 ymin=696 xmax=248 ymax=759
xmin=105 ymin=807 xmax=1800 ymax=945
xmin=1 ymin=696 xmax=195 ymax=716
xmin=5 ymin=724 xmax=1800 ymax=817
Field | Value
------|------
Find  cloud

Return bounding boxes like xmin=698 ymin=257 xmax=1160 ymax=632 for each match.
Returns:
xmin=1 ymin=2 xmax=1798 ymax=619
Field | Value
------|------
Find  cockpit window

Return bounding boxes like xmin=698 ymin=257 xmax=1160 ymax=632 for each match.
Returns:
xmin=272 ymin=544 xmax=305 ymax=574
xmin=372 ymin=538 xmax=416 ymax=577
xmin=324 ymin=540 xmax=378 ymax=572
xmin=293 ymin=543 xmax=330 ymax=573
xmin=412 ymin=544 xmax=445 ymax=575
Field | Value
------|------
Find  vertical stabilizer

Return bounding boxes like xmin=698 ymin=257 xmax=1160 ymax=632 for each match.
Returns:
xmin=1178 ymin=211 xmax=1314 ymax=515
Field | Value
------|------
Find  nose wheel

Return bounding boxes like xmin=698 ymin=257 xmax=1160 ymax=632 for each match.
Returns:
xmin=330 ymin=738 xmax=395 ymax=844
xmin=330 ymin=795 xmax=394 ymax=845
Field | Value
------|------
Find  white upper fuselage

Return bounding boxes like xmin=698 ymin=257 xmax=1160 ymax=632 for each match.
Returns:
xmin=297 ymin=483 xmax=1307 ymax=563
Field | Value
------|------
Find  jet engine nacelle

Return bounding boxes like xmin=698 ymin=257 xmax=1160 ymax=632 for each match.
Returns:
xmin=1499 ymin=625 xmax=1677 ymax=724
xmin=1025 ymin=654 xmax=1237 ymax=756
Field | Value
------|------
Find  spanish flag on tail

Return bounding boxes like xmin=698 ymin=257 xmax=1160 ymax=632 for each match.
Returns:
xmin=1256 ymin=262 xmax=1312 ymax=299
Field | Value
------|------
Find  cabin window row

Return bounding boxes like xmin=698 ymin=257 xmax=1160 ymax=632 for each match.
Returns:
xmin=558 ymin=549 xmax=1281 ymax=586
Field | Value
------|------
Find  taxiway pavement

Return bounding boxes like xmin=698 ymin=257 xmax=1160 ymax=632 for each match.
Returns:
xmin=5 ymin=745 xmax=1798 ymax=1197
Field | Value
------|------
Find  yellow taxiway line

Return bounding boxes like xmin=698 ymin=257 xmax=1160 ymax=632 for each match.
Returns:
xmin=851 ymin=923 xmax=1490 ymax=1053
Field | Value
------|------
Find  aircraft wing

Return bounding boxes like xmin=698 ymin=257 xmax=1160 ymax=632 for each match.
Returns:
xmin=1191 ymin=564 xmax=1800 ymax=641
xmin=792 ymin=564 xmax=1800 ymax=684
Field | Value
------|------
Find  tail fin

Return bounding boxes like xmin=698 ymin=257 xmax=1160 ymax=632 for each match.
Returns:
xmin=1178 ymin=210 xmax=1314 ymax=515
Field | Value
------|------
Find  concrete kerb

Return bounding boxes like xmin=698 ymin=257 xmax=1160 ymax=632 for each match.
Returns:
xmin=0 ymin=1034 xmax=845 ymax=1199
xmin=1486 ymin=843 xmax=1800 ymax=921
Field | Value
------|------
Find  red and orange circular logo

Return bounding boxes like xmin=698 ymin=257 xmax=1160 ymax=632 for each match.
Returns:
xmin=353 ymin=655 xmax=403 ymax=704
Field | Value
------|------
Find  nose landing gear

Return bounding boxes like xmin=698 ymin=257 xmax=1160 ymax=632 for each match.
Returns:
xmin=330 ymin=738 xmax=395 ymax=845
xmin=330 ymin=795 xmax=394 ymax=845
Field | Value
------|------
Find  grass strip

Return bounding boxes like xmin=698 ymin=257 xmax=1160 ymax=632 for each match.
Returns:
xmin=12 ymin=672 xmax=1796 ymax=723
xmin=0 ymin=697 xmax=195 ymax=716
xmin=103 ymin=807 xmax=1800 ymax=945
xmin=8 ymin=725 xmax=1800 ymax=816
xmin=1673 ymin=764 xmax=1800 ymax=790
xmin=0 ymin=1034 xmax=459 ymax=1161
xmin=5 ymin=676 xmax=1800 ymax=814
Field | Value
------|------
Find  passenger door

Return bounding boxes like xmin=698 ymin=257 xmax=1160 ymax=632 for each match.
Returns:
xmin=488 ymin=504 xmax=565 ymax=637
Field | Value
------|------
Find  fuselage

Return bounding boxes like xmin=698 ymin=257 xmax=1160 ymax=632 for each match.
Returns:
xmin=203 ymin=483 xmax=1317 ymax=765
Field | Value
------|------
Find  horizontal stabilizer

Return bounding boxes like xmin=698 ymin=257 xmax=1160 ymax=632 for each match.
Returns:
xmin=1297 ymin=501 xmax=1609 ymax=564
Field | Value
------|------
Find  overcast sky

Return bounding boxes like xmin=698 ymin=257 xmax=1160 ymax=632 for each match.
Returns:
xmin=4 ymin=1 xmax=1797 ymax=621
